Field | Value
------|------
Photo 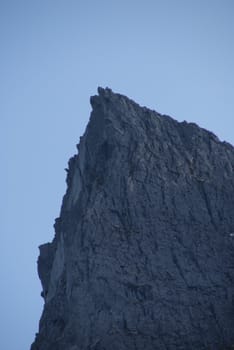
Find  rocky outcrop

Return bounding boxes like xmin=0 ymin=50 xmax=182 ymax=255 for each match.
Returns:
xmin=31 ymin=87 xmax=234 ymax=350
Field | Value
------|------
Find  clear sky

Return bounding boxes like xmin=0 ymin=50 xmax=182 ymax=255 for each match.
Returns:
xmin=1 ymin=1 xmax=234 ymax=349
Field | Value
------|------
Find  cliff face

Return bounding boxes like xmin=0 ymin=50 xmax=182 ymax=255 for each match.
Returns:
xmin=31 ymin=88 xmax=234 ymax=350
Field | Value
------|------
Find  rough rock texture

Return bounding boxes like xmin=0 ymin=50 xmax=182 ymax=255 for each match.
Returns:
xmin=31 ymin=88 xmax=234 ymax=350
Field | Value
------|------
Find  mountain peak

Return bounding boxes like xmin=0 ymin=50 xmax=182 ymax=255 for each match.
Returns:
xmin=31 ymin=89 xmax=234 ymax=350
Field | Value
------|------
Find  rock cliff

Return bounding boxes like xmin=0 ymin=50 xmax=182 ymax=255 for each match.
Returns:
xmin=31 ymin=87 xmax=234 ymax=350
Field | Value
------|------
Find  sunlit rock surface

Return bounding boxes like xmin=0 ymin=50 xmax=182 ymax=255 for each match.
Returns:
xmin=31 ymin=88 xmax=234 ymax=350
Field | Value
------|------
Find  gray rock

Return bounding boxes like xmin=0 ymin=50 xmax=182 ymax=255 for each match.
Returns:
xmin=31 ymin=87 xmax=234 ymax=350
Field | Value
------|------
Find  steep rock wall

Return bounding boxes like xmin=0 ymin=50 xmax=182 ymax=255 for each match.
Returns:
xmin=31 ymin=88 xmax=234 ymax=350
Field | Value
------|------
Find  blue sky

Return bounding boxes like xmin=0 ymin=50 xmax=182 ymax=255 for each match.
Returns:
xmin=1 ymin=1 xmax=234 ymax=349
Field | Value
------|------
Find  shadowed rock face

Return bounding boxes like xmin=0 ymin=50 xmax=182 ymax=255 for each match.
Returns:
xmin=31 ymin=88 xmax=234 ymax=350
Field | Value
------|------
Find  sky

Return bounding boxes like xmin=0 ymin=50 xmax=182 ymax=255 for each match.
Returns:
xmin=1 ymin=0 xmax=234 ymax=349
